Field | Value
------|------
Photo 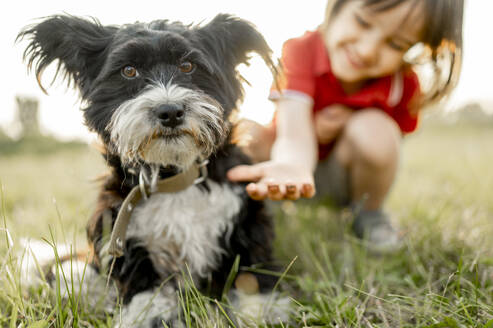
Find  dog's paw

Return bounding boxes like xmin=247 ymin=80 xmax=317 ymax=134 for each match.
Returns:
xmin=114 ymin=287 xmax=179 ymax=328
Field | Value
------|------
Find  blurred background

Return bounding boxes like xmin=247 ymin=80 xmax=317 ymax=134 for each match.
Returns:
xmin=0 ymin=0 xmax=492 ymax=141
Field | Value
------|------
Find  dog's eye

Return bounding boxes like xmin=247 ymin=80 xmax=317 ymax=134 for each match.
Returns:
xmin=121 ymin=66 xmax=139 ymax=79
xmin=179 ymin=62 xmax=195 ymax=74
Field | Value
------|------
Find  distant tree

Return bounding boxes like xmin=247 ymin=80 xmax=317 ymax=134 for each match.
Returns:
xmin=15 ymin=95 xmax=40 ymax=138
xmin=455 ymin=102 xmax=493 ymax=124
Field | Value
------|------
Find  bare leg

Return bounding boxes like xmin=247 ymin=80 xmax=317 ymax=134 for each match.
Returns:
xmin=334 ymin=109 xmax=401 ymax=210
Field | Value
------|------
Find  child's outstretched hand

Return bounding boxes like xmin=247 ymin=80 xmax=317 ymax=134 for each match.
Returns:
xmin=227 ymin=161 xmax=315 ymax=201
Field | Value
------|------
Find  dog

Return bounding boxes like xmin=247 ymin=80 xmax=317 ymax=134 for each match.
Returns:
xmin=18 ymin=14 xmax=288 ymax=327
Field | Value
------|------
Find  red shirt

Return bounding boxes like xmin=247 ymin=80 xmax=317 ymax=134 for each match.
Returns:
xmin=270 ymin=30 xmax=421 ymax=159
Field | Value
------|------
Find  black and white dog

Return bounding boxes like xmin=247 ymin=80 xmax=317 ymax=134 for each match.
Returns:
xmin=18 ymin=14 xmax=288 ymax=326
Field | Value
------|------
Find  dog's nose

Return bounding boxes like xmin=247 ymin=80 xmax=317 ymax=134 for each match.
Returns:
xmin=155 ymin=104 xmax=185 ymax=128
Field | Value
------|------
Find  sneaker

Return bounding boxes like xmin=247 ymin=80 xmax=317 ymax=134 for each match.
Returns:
xmin=351 ymin=209 xmax=403 ymax=253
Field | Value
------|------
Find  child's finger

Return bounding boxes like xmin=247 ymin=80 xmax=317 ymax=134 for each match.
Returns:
xmin=267 ymin=183 xmax=283 ymax=201
xmin=227 ymin=165 xmax=263 ymax=182
xmin=246 ymin=183 xmax=266 ymax=200
xmin=300 ymin=183 xmax=315 ymax=198
xmin=285 ymin=184 xmax=300 ymax=200
xmin=255 ymin=182 xmax=269 ymax=200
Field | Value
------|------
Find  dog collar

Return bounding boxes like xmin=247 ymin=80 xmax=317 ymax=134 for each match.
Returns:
xmin=108 ymin=158 xmax=209 ymax=257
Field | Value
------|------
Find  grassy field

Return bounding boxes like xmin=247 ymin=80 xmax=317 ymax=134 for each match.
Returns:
xmin=0 ymin=124 xmax=492 ymax=327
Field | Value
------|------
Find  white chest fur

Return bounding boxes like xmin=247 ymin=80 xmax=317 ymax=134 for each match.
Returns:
xmin=126 ymin=179 xmax=243 ymax=277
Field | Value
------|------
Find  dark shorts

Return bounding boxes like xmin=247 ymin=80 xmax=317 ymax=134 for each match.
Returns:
xmin=314 ymin=152 xmax=351 ymax=207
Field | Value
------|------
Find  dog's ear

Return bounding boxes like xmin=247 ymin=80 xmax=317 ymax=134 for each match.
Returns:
xmin=17 ymin=15 xmax=116 ymax=94
xmin=196 ymin=14 xmax=276 ymax=74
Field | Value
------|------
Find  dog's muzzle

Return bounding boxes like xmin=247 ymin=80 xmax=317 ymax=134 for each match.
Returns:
xmin=108 ymin=83 xmax=226 ymax=167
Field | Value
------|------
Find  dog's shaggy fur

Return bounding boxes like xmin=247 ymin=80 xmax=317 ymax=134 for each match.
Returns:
xmin=18 ymin=14 xmax=287 ymax=326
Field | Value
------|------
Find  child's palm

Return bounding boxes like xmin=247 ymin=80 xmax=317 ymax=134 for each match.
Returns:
xmin=227 ymin=161 xmax=315 ymax=200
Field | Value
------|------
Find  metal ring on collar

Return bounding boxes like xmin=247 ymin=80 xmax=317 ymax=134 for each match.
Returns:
xmin=194 ymin=158 xmax=209 ymax=184
xmin=139 ymin=170 xmax=149 ymax=200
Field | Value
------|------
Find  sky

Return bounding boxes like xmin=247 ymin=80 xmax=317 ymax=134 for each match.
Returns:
xmin=0 ymin=0 xmax=490 ymax=141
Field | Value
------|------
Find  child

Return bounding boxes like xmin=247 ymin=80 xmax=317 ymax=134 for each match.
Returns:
xmin=227 ymin=0 xmax=464 ymax=250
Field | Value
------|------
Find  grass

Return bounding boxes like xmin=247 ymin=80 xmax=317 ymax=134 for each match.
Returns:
xmin=0 ymin=123 xmax=492 ymax=327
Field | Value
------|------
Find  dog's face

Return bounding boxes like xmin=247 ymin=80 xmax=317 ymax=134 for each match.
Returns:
xmin=19 ymin=14 xmax=274 ymax=169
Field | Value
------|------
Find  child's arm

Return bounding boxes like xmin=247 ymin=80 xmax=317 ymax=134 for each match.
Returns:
xmin=227 ymin=97 xmax=317 ymax=200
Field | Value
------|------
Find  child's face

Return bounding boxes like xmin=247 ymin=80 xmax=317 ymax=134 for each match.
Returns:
xmin=325 ymin=0 xmax=424 ymax=84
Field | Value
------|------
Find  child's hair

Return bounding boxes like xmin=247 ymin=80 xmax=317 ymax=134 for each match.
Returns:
xmin=321 ymin=0 xmax=464 ymax=106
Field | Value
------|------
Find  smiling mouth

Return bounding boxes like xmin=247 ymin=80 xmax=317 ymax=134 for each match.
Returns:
xmin=344 ymin=47 xmax=364 ymax=69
